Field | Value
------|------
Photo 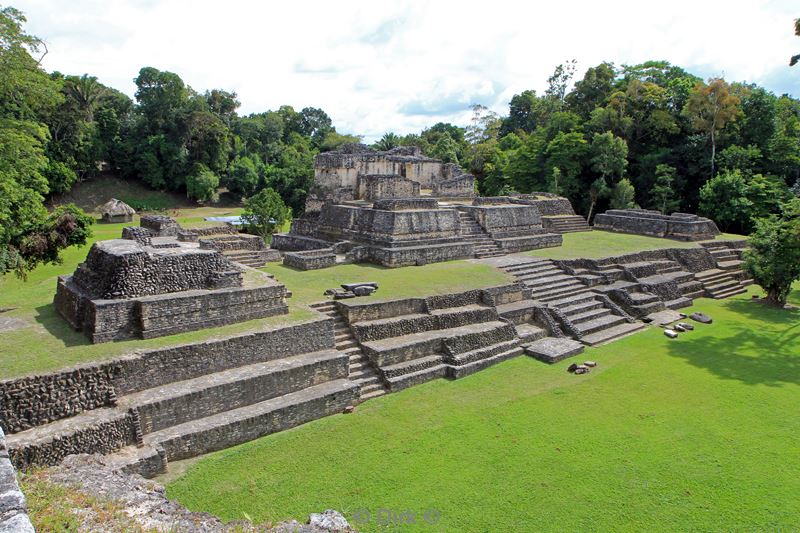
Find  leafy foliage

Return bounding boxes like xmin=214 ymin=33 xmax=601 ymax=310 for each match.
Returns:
xmin=744 ymin=205 xmax=800 ymax=306
xmin=241 ymin=187 xmax=290 ymax=241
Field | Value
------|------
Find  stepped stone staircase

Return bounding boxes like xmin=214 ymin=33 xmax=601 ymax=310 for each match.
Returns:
xmin=458 ymin=211 xmax=504 ymax=259
xmin=694 ymin=242 xmax=752 ymax=298
xmin=541 ymin=215 xmax=592 ymax=233
xmin=203 ymin=234 xmax=279 ymax=268
xmin=499 ymin=259 xmax=645 ymax=346
xmin=309 ymin=302 xmax=387 ymax=400
xmin=348 ymin=298 xmax=523 ymax=391
xmin=7 ymin=336 xmax=357 ymax=477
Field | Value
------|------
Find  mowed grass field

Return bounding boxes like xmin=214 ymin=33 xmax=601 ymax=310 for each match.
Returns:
xmin=529 ymin=230 xmax=746 ymax=260
xmin=166 ymin=284 xmax=800 ymax=532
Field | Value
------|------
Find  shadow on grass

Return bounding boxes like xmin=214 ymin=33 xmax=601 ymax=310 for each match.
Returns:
xmin=664 ymin=300 xmax=800 ymax=386
xmin=33 ymin=304 xmax=92 ymax=348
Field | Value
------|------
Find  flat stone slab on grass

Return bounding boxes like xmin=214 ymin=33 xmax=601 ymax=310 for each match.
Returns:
xmin=646 ymin=309 xmax=684 ymax=326
xmin=524 ymin=337 xmax=585 ymax=364
xmin=0 ymin=316 xmax=28 ymax=332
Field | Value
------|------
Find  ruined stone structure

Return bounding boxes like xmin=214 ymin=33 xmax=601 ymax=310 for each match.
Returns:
xmin=4 ymin=241 xmax=751 ymax=481
xmin=0 ymin=428 xmax=33 ymax=532
xmin=273 ymin=145 xmax=566 ymax=267
xmin=514 ymin=192 xmax=591 ymax=233
xmin=306 ymin=144 xmax=475 ymax=211
xmin=594 ymin=209 xmax=720 ymax=241
xmin=126 ymin=215 xmax=280 ymax=267
xmin=54 ymin=238 xmax=288 ymax=343
xmin=100 ymin=198 xmax=135 ymax=223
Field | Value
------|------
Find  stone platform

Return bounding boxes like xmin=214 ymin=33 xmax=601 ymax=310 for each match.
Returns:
xmin=524 ymin=338 xmax=585 ymax=364
xmin=594 ymin=209 xmax=720 ymax=241
xmin=54 ymin=238 xmax=288 ymax=342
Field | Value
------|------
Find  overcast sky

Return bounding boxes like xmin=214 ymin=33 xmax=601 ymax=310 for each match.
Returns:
xmin=16 ymin=0 xmax=800 ymax=141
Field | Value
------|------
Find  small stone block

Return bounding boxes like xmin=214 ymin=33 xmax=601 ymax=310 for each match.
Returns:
xmin=677 ymin=322 xmax=694 ymax=331
xmin=341 ymin=282 xmax=378 ymax=291
xmin=584 ymin=361 xmax=597 ymax=368
xmin=525 ymin=337 xmax=585 ymax=364
xmin=664 ymin=329 xmax=678 ymax=338
xmin=690 ymin=312 xmax=712 ymax=324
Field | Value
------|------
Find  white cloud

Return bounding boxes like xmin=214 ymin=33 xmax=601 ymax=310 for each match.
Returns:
xmin=17 ymin=0 xmax=800 ymax=141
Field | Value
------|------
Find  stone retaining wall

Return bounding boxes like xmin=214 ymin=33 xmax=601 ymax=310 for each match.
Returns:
xmin=0 ymin=319 xmax=333 ymax=434
xmin=283 ymin=249 xmax=337 ymax=270
xmin=0 ymin=428 xmax=34 ymax=532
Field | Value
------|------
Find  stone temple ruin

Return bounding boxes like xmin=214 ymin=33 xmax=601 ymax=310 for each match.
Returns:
xmin=272 ymin=145 xmax=590 ymax=268
xmin=594 ymin=209 xmax=721 ymax=241
xmin=54 ymin=215 xmax=288 ymax=343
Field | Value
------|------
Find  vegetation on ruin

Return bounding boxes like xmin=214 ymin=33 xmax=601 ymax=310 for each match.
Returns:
xmin=167 ymin=284 xmax=800 ymax=532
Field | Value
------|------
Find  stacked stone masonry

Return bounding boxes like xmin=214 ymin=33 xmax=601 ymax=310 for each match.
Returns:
xmin=54 ymin=236 xmax=288 ymax=343
xmin=4 ymin=242 xmax=750 ymax=479
xmin=594 ymin=209 xmax=720 ymax=241
xmin=0 ymin=428 xmax=34 ymax=533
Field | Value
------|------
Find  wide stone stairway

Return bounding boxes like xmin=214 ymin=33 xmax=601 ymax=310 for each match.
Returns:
xmin=6 ymin=323 xmax=358 ymax=478
xmin=457 ymin=211 xmax=505 ymax=259
xmin=541 ymin=215 xmax=592 ymax=233
xmin=694 ymin=242 xmax=752 ymax=298
xmin=309 ymin=301 xmax=387 ymax=400
xmin=345 ymin=294 xmax=523 ymax=391
xmin=499 ymin=259 xmax=645 ymax=346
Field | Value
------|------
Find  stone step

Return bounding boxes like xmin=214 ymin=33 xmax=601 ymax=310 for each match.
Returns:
xmin=695 ymin=271 xmax=730 ymax=284
xmin=575 ymin=314 xmax=627 ymax=335
xmin=580 ymin=322 xmax=646 ymax=346
xmin=446 ymin=339 xmax=521 ymax=367
xmin=547 ymin=292 xmax=599 ymax=309
xmin=142 ymin=379 xmax=358 ymax=463
xmin=385 ymin=364 xmax=448 ymax=392
xmin=718 ymin=259 xmax=744 ymax=270
xmin=559 ymin=298 xmax=605 ymax=315
xmin=665 ymin=297 xmax=693 ymax=309
xmin=352 ymin=305 xmax=496 ymax=342
xmin=705 ymin=278 xmax=741 ymax=292
xmin=523 ymin=277 xmax=581 ymax=293
xmin=361 ymin=320 xmax=511 ymax=367
xmin=380 ymin=354 xmax=444 ymax=379
xmin=568 ymin=307 xmax=612 ymax=324
xmin=515 ymin=323 xmax=547 ymax=343
xmin=518 ymin=273 xmax=572 ymax=287
xmin=524 ymin=337 xmax=585 ymax=363
xmin=501 ymin=261 xmax=554 ymax=274
xmin=534 ymin=284 xmax=591 ymax=302
xmin=514 ymin=268 xmax=564 ymax=281
xmin=360 ymin=389 xmax=387 ymax=401
xmin=712 ymin=286 xmax=747 ymax=299
xmin=496 ymin=300 xmax=539 ymax=324
xmin=115 ymin=350 xmax=349 ymax=435
xmin=359 ymin=381 xmax=385 ymax=395
xmin=337 ymin=339 xmax=359 ymax=350
xmin=683 ymin=290 xmax=705 ymax=300
xmin=446 ymin=345 xmax=523 ymax=379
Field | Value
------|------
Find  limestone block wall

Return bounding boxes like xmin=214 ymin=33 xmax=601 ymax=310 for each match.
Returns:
xmin=315 ymin=204 xmax=462 ymax=243
xmin=0 ymin=428 xmax=34 ymax=533
xmin=515 ymin=193 xmax=577 ymax=216
xmin=71 ymin=240 xmax=238 ymax=300
xmin=140 ymin=215 xmax=180 ymax=236
xmin=198 ymin=234 xmax=267 ymax=252
xmin=594 ymin=209 xmax=720 ymax=240
xmin=283 ymin=249 xmax=337 ymax=270
xmin=357 ymin=174 xmax=420 ymax=201
xmin=0 ymin=319 xmax=334 ymax=434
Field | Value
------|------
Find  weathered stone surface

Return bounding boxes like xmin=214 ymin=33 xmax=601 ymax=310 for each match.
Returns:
xmin=100 ymin=198 xmax=135 ymax=223
xmin=42 ymin=454 xmax=343 ymax=532
xmin=308 ymin=510 xmax=351 ymax=531
xmin=524 ymin=337 xmax=585 ymax=364
xmin=352 ymin=286 xmax=375 ymax=296
xmin=690 ymin=312 xmax=713 ymax=324
xmin=664 ymin=329 xmax=679 ymax=338
xmin=594 ymin=209 xmax=720 ymax=241
xmin=284 ymin=249 xmax=336 ymax=270
xmin=0 ymin=429 xmax=34 ymax=533
xmin=677 ymin=322 xmax=694 ymax=331
xmin=53 ymin=237 xmax=288 ymax=342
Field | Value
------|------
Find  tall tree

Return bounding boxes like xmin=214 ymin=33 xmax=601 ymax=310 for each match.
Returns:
xmin=650 ymin=164 xmax=680 ymax=214
xmin=683 ymin=78 xmax=741 ymax=177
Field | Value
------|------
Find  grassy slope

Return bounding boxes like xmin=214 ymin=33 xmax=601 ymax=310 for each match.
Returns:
xmin=529 ymin=230 xmax=746 ymax=260
xmin=166 ymin=285 xmax=800 ymax=532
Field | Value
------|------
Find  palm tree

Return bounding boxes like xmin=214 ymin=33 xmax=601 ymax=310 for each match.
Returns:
xmin=374 ymin=132 xmax=399 ymax=151
xmin=66 ymin=74 xmax=104 ymax=122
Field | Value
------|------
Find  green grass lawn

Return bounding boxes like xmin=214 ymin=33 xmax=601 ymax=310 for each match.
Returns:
xmin=166 ymin=285 xmax=800 ymax=532
xmin=529 ymin=230 xmax=746 ymax=260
